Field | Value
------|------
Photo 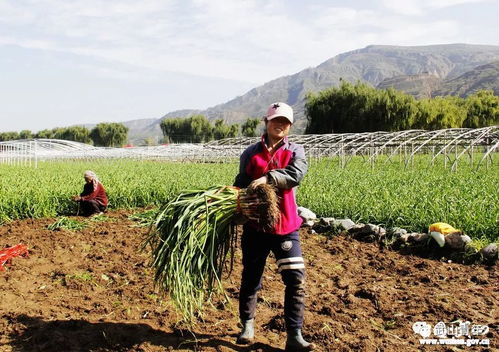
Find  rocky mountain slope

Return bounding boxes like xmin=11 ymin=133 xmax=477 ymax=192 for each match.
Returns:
xmin=128 ymin=44 xmax=499 ymax=141
xmin=376 ymin=61 xmax=499 ymax=99
xmin=376 ymin=74 xmax=442 ymax=99
xmin=433 ymin=61 xmax=499 ymax=97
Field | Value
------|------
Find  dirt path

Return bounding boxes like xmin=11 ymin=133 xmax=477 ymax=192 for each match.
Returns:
xmin=0 ymin=210 xmax=497 ymax=351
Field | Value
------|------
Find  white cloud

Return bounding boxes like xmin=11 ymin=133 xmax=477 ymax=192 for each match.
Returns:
xmin=381 ymin=0 xmax=491 ymax=15
xmin=426 ymin=0 xmax=490 ymax=9
xmin=380 ymin=0 xmax=424 ymax=15
xmin=0 ymin=0 xmax=498 ymax=132
xmin=291 ymin=6 xmax=462 ymax=67
xmin=0 ymin=0 xmax=496 ymax=85
xmin=0 ymin=0 xmax=338 ymax=82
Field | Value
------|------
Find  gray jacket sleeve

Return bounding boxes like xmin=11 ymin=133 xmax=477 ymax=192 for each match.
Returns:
xmin=267 ymin=144 xmax=308 ymax=189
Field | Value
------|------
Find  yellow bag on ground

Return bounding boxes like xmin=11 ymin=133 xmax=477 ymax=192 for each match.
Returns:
xmin=428 ymin=222 xmax=461 ymax=235
xmin=428 ymin=222 xmax=462 ymax=247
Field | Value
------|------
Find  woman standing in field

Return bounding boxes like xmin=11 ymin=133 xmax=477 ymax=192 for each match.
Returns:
xmin=233 ymin=102 xmax=314 ymax=351
xmin=72 ymin=170 xmax=108 ymax=216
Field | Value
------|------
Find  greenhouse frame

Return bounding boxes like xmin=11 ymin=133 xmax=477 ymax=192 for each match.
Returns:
xmin=1 ymin=126 xmax=497 ymax=170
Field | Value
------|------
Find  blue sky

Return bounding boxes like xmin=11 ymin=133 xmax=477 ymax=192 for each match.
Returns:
xmin=0 ymin=0 xmax=498 ymax=132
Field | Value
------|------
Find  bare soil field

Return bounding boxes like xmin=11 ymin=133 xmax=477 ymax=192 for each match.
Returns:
xmin=0 ymin=210 xmax=497 ymax=352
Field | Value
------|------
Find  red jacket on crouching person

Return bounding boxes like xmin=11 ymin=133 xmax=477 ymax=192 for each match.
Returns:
xmin=73 ymin=170 xmax=108 ymax=216
xmin=80 ymin=182 xmax=108 ymax=208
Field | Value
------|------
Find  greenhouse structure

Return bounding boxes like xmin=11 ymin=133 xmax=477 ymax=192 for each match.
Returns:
xmin=1 ymin=126 xmax=497 ymax=170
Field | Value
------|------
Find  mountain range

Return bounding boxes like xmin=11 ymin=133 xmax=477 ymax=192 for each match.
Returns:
xmin=377 ymin=60 xmax=499 ymax=99
xmin=121 ymin=44 xmax=499 ymax=144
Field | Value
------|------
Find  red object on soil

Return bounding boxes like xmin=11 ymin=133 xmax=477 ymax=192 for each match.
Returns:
xmin=0 ymin=244 xmax=28 ymax=271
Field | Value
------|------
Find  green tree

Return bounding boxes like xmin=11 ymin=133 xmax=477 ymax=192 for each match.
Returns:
xmin=212 ymin=119 xmax=240 ymax=140
xmin=0 ymin=132 xmax=20 ymax=141
xmin=90 ymin=123 xmax=129 ymax=147
xmin=305 ymin=81 xmax=496 ymax=133
xmin=19 ymin=130 xmax=33 ymax=139
xmin=463 ymin=90 xmax=499 ymax=128
xmin=33 ymin=127 xmax=91 ymax=143
xmin=161 ymin=115 xmax=214 ymax=143
xmin=34 ymin=129 xmax=55 ymax=139
xmin=59 ymin=126 xmax=92 ymax=144
xmin=51 ymin=128 xmax=65 ymax=140
xmin=143 ymin=137 xmax=157 ymax=146
xmin=413 ymin=97 xmax=467 ymax=129
xmin=241 ymin=118 xmax=261 ymax=137
xmin=227 ymin=123 xmax=240 ymax=138
xmin=160 ymin=118 xmax=183 ymax=143
xmin=190 ymin=115 xmax=213 ymax=142
xmin=213 ymin=119 xmax=229 ymax=140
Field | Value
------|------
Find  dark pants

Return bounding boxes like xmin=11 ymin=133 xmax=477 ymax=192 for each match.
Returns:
xmin=239 ymin=225 xmax=306 ymax=330
xmin=80 ymin=200 xmax=106 ymax=216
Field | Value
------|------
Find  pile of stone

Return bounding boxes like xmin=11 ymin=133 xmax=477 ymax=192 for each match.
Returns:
xmin=297 ymin=206 xmax=497 ymax=265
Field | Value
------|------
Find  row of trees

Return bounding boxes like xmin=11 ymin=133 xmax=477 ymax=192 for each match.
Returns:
xmin=305 ymin=81 xmax=499 ymax=133
xmin=160 ymin=115 xmax=261 ymax=143
xmin=4 ymin=83 xmax=495 ymax=146
xmin=0 ymin=123 xmax=128 ymax=147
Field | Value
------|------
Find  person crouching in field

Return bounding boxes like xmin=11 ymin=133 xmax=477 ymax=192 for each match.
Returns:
xmin=233 ymin=102 xmax=314 ymax=351
xmin=72 ymin=170 xmax=108 ymax=216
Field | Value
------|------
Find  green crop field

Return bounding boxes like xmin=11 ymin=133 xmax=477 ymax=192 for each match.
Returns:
xmin=0 ymin=157 xmax=497 ymax=243
xmin=0 ymin=161 xmax=235 ymax=221
xmin=300 ymin=156 xmax=498 ymax=243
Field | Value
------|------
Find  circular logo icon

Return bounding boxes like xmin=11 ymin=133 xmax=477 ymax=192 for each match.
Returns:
xmin=413 ymin=322 xmax=432 ymax=338
xmin=281 ymin=240 xmax=293 ymax=251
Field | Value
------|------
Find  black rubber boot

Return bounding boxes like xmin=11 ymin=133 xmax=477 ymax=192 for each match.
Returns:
xmin=285 ymin=329 xmax=315 ymax=351
xmin=236 ymin=319 xmax=255 ymax=344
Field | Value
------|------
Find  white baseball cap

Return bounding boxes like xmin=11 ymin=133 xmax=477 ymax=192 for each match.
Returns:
xmin=265 ymin=102 xmax=293 ymax=124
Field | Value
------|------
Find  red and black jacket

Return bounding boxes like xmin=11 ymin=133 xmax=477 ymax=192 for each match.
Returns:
xmin=80 ymin=182 xmax=108 ymax=208
xmin=234 ymin=135 xmax=308 ymax=234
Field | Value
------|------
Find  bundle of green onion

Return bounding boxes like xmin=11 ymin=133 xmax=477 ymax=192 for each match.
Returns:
xmin=144 ymin=184 xmax=279 ymax=324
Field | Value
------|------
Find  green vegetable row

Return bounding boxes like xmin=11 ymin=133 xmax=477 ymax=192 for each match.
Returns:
xmin=0 ymin=156 xmax=497 ymax=242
